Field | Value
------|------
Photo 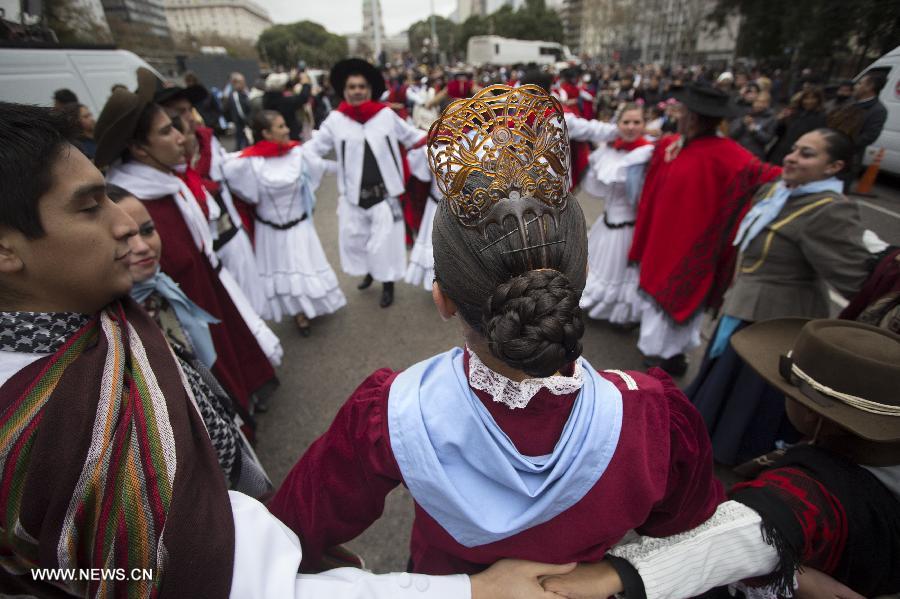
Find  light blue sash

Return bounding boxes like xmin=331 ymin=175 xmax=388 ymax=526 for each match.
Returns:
xmin=388 ymin=348 xmax=623 ymax=548
xmin=733 ymin=177 xmax=843 ymax=252
xmin=131 ymin=269 xmax=220 ymax=369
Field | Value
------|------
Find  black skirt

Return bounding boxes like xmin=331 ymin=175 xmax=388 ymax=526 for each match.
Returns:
xmin=685 ymin=320 xmax=801 ymax=465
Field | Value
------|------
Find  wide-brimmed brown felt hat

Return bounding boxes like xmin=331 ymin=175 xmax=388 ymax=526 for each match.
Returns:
xmin=93 ymin=67 xmax=158 ymax=168
xmin=732 ymin=318 xmax=900 ymax=442
xmin=154 ymin=83 xmax=208 ymax=107
xmin=671 ymin=81 xmax=736 ymax=119
xmin=330 ymin=58 xmax=385 ymax=101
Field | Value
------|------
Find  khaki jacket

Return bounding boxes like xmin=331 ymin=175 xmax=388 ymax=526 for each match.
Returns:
xmin=722 ymin=184 xmax=871 ymax=322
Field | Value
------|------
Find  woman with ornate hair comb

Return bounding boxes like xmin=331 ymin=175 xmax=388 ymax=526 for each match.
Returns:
xmin=269 ymin=85 xmax=723 ymax=577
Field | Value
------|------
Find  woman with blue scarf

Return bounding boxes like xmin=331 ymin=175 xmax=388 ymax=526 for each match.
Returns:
xmin=268 ymin=85 xmax=723 ymax=578
xmin=108 ymin=184 xmax=272 ymax=499
xmin=688 ymin=128 xmax=874 ymax=466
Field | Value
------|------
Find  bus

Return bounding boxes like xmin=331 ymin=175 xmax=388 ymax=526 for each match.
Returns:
xmin=466 ymin=35 xmax=574 ymax=66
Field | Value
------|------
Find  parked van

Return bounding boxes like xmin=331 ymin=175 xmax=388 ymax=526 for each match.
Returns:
xmin=0 ymin=47 xmax=160 ymax=114
xmin=467 ymin=36 xmax=574 ymax=67
xmin=857 ymin=45 xmax=900 ymax=175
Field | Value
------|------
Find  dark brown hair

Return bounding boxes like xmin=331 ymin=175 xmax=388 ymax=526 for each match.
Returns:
xmin=433 ymin=183 xmax=588 ymax=377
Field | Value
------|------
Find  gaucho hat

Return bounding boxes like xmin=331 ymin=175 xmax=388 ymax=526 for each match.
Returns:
xmin=93 ymin=67 xmax=158 ymax=168
xmin=732 ymin=318 xmax=900 ymax=442
xmin=671 ymin=81 xmax=736 ymax=119
xmin=153 ymin=82 xmax=208 ymax=106
xmin=330 ymin=58 xmax=385 ymax=101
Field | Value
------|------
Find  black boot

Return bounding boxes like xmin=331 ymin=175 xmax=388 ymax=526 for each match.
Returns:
xmin=357 ymin=274 xmax=374 ymax=290
xmin=380 ymin=282 xmax=394 ymax=308
xmin=660 ymin=353 xmax=688 ymax=377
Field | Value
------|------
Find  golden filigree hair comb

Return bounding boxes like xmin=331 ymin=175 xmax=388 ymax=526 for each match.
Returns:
xmin=427 ymin=84 xmax=571 ymax=228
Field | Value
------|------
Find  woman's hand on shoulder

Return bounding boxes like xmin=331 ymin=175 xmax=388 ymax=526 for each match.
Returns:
xmin=470 ymin=559 xmax=577 ymax=599
xmin=540 ymin=561 xmax=624 ymax=599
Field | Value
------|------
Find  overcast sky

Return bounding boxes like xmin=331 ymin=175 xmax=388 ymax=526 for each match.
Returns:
xmin=257 ymin=0 xmax=458 ymax=35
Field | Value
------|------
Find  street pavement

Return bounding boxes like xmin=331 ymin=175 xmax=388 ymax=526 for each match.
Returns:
xmin=253 ymin=169 xmax=900 ymax=574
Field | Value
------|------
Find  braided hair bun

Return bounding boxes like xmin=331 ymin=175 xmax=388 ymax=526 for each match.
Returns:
xmin=432 ymin=192 xmax=589 ymax=378
xmin=483 ymin=269 xmax=584 ymax=378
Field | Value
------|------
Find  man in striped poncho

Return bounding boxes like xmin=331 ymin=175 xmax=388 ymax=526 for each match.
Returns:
xmin=0 ymin=100 xmax=589 ymax=599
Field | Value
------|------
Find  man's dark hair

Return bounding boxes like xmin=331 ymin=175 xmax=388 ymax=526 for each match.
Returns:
xmin=864 ymin=71 xmax=887 ymax=95
xmin=0 ymin=102 xmax=79 ymax=238
xmin=122 ymin=103 xmax=165 ymax=162
xmin=53 ymin=88 xmax=79 ymax=105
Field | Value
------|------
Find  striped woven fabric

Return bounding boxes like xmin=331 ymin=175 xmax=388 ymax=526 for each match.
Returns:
xmin=0 ymin=303 xmax=177 ymax=598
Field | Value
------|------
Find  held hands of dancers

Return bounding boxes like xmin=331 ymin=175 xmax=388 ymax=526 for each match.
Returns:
xmin=469 ymin=560 xmax=577 ymax=599
xmin=540 ymin=561 xmax=624 ymax=599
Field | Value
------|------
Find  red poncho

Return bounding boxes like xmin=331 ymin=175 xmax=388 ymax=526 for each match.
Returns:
xmin=629 ymin=134 xmax=781 ymax=323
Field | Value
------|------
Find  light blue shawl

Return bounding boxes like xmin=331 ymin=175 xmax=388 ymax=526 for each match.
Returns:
xmin=131 ymin=268 xmax=220 ymax=369
xmin=388 ymin=347 xmax=623 ymax=548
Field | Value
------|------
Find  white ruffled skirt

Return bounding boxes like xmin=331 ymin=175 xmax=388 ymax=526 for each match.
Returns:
xmin=217 ymin=228 xmax=269 ymax=317
xmin=255 ymin=219 xmax=347 ymax=321
xmin=579 ymin=215 xmax=646 ymax=324
xmin=404 ymin=199 xmax=438 ymax=291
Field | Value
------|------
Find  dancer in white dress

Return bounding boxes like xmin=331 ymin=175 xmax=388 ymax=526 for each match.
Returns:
xmin=579 ymin=104 xmax=654 ymax=325
xmin=403 ymin=144 xmax=440 ymax=291
xmin=223 ymin=111 xmax=346 ymax=335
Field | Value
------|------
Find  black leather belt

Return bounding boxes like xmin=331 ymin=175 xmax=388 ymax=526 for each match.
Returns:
xmin=603 ymin=213 xmax=636 ymax=229
xmin=256 ymin=213 xmax=308 ymax=230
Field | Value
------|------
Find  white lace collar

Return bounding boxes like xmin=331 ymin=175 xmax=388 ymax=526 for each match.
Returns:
xmin=466 ymin=347 xmax=584 ymax=410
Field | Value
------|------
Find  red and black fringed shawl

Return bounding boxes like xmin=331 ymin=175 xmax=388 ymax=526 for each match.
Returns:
xmin=0 ymin=298 xmax=234 ymax=598
xmin=730 ymin=445 xmax=900 ymax=597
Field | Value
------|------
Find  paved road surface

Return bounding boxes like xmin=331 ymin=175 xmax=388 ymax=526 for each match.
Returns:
xmin=253 ymin=170 xmax=900 ymax=574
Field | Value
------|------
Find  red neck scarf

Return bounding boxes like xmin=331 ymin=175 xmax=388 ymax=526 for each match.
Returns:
xmin=177 ymin=167 xmax=210 ymax=218
xmin=337 ymin=100 xmax=389 ymax=124
xmin=610 ymin=136 xmax=653 ymax=152
xmin=240 ymin=139 xmax=300 ymax=159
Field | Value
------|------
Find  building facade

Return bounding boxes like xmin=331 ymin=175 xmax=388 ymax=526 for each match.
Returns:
xmin=362 ymin=0 xmax=386 ymax=58
xmin=102 ymin=0 xmax=171 ymax=38
xmin=564 ymin=0 xmax=737 ymax=65
xmin=165 ymin=0 xmax=272 ymax=43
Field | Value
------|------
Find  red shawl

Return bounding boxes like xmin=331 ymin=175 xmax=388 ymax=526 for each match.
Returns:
xmin=336 ymin=100 xmax=390 ymax=124
xmin=447 ymin=79 xmax=474 ymax=100
xmin=610 ymin=136 xmax=653 ymax=152
xmin=0 ymin=299 xmax=233 ymax=597
xmin=142 ymin=195 xmax=276 ymax=421
xmin=240 ymin=139 xmax=300 ymax=158
xmin=629 ymin=135 xmax=781 ymax=322
xmin=193 ymin=126 xmax=221 ymax=195
xmin=177 ymin=166 xmax=211 ymax=218
xmin=388 ymin=83 xmax=409 ymax=120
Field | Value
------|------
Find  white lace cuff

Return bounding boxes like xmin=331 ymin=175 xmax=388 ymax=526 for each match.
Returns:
xmin=609 ymin=501 xmax=780 ymax=599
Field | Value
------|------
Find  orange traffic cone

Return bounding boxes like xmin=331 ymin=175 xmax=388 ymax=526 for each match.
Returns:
xmin=855 ymin=147 xmax=885 ymax=195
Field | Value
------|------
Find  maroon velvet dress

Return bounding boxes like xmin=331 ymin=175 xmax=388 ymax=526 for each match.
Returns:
xmin=143 ymin=195 xmax=276 ymax=422
xmin=268 ymin=355 xmax=724 ymax=574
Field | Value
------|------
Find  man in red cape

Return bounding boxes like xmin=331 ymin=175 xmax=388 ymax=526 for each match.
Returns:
xmin=629 ymin=83 xmax=781 ymax=375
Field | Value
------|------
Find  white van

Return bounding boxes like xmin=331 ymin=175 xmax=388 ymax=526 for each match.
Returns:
xmin=0 ymin=47 xmax=161 ymax=115
xmin=858 ymin=45 xmax=900 ymax=175
xmin=467 ymin=35 xmax=574 ymax=66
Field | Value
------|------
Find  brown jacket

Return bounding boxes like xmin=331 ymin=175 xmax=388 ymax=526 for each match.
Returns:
xmin=722 ymin=185 xmax=871 ymax=322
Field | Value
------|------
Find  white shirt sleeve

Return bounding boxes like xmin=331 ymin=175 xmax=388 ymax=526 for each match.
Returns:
xmin=392 ymin=111 xmax=427 ymax=148
xmin=229 ymin=491 xmax=471 ymax=599
xmin=305 ymin=118 xmax=337 ymax=158
xmin=221 ymin=156 xmax=259 ymax=205
xmin=564 ymin=112 xmax=619 ymax=143
xmin=609 ymin=501 xmax=779 ymax=599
